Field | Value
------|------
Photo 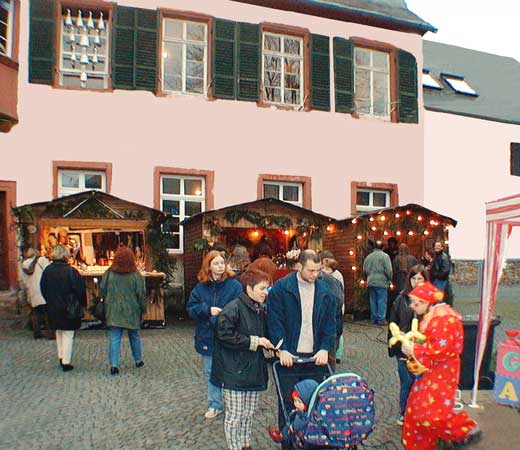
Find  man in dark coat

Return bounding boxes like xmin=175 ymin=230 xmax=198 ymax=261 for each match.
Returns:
xmin=267 ymin=249 xmax=336 ymax=445
xmin=430 ymin=241 xmax=451 ymax=293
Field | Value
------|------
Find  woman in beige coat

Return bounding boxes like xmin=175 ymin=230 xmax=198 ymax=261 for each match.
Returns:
xmin=21 ymin=248 xmax=51 ymax=339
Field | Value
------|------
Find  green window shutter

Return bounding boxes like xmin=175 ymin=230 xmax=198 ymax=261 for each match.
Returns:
xmin=398 ymin=49 xmax=418 ymax=123
xmin=333 ymin=37 xmax=354 ymax=114
xmin=135 ymin=9 xmax=158 ymax=91
xmin=212 ymin=18 xmax=237 ymax=100
xmin=29 ymin=0 xmax=56 ymax=85
xmin=237 ymin=22 xmax=260 ymax=102
xmin=310 ymin=34 xmax=330 ymax=111
xmin=112 ymin=6 xmax=158 ymax=92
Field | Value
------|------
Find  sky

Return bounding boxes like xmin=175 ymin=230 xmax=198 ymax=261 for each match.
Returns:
xmin=405 ymin=0 xmax=520 ymax=62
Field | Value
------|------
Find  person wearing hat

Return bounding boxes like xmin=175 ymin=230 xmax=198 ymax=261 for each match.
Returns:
xmin=401 ymin=282 xmax=481 ymax=450
xmin=269 ymin=379 xmax=319 ymax=446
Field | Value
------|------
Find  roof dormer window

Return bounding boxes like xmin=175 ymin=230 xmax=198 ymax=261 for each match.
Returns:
xmin=441 ymin=73 xmax=478 ymax=96
xmin=422 ymin=69 xmax=442 ymax=90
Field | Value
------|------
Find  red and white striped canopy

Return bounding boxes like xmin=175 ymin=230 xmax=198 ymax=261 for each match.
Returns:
xmin=471 ymin=193 xmax=519 ymax=406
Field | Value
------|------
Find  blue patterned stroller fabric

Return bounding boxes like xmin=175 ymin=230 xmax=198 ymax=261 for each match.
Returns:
xmin=301 ymin=373 xmax=376 ymax=448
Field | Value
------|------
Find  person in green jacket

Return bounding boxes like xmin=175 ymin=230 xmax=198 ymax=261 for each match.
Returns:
xmin=100 ymin=246 xmax=147 ymax=375
xmin=362 ymin=240 xmax=392 ymax=325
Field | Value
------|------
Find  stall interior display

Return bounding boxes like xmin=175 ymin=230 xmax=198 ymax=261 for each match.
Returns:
xmin=182 ymin=198 xmax=336 ymax=300
xmin=14 ymin=191 xmax=170 ymax=326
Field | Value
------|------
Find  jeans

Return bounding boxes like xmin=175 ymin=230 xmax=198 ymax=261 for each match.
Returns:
xmin=202 ymin=354 xmax=223 ymax=410
xmin=432 ymin=279 xmax=448 ymax=293
xmin=109 ymin=327 xmax=143 ymax=368
xmin=369 ymin=287 xmax=388 ymax=322
xmin=396 ymin=357 xmax=415 ymax=416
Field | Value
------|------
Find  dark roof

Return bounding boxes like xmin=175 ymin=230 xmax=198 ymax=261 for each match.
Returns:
xmin=231 ymin=0 xmax=436 ymax=34
xmin=16 ymin=190 xmax=166 ymax=221
xmin=181 ymin=197 xmax=334 ymax=226
xmin=337 ymin=203 xmax=457 ymax=227
xmin=423 ymin=41 xmax=520 ymax=125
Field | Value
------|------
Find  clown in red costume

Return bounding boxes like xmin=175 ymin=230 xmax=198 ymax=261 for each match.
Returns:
xmin=401 ymin=282 xmax=481 ymax=449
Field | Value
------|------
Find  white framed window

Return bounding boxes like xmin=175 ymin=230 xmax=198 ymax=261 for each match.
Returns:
xmin=59 ymin=6 xmax=110 ymax=89
xmin=160 ymin=175 xmax=205 ymax=252
xmin=262 ymin=32 xmax=303 ymax=107
xmin=58 ymin=170 xmax=106 ymax=197
xmin=356 ymin=189 xmax=389 ymax=212
xmin=161 ymin=18 xmax=208 ymax=95
xmin=263 ymin=181 xmax=303 ymax=207
xmin=354 ymin=47 xmax=390 ymax=119
xmin=0 ymin=0 xmax=14 ymax=57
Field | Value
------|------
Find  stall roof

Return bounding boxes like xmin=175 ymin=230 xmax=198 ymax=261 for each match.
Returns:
xmin=181 ymin=198 xmax=334 ymax=226
xmin=231 ymin=0 xmax=436 ymax=35
xmin=336 ymin=203 xmax=457 ymax=227
xmin=16 ymin=190 xmax=166 ymax=222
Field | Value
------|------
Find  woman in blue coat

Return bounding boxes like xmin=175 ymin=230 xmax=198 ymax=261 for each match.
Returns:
xmin=186 ymin=250 xmax=242 ymax=419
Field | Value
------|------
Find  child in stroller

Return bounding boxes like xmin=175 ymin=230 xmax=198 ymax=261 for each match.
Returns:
xmin=270 ymin=360 xmax=376 ymax=450
xmin=269 ymin=379 xmax=319 ymax=448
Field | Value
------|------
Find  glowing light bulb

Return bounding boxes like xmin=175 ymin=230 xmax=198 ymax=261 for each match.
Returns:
xmin=283 ymin=230 xmax=290 ymax=236
xmin=383 ymin=231 xmax=389 ymax=236
xmin=408 ymin=231 xmax=414 ymax=236
xmin=348 ymin=250 xmax=354 ymax=256
xmin=380 ymin=215 xmax=386 ymax=221
xmin=424 ymin=230 xmax=429 ymax=235
xmin=417 ymin=215 xmax=423 ymax=221
xmin=352 ymin=218 xmax=357 ymax=224
xmin=406 ymin=210 xmax=411 ymax=216
xmin=396 ymin=231 xmax=401 ymax=236
xmin=369 ymin=217 xmax=374 ymax=222
xmin=371 ymin=226 xmax=376 ymax=231
xmin=351 ymin=266 xmax=357 ymax=271
xmin=395 ymin=213 xmax=400 ymax=218
xmin=356 ymin=235 xmax=363 ymax=240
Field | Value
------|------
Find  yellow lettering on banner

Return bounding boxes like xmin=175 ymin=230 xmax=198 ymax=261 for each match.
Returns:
xmin=499 ymin=381 xmax=519 ymax=402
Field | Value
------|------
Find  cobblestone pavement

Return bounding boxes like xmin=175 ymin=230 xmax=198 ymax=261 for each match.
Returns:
xmin=0 ymin=321 xmax=403 ymax=450
xmin=1 ymin=310 xmax=518 ymax=450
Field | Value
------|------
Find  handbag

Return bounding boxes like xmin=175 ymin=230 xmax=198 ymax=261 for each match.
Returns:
xmin=93 ymin=269 xmax=111 ymax=322
xmin=66 ymin=296 xmax=83 ymax=320
xmin=93 ymin=298 xmax=106 ymax=322
xmin=65 ymin=268 xmax=83 ymax=320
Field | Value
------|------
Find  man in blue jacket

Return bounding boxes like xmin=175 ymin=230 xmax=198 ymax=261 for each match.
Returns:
xmin=267 ymin=249 xmax=336 ymax=446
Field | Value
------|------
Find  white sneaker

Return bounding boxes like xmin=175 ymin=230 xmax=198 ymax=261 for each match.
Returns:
xmin=396 ymin=415 xmax=404 ymax=426
xmin=204 ymin=408 xmax=223 ymax=419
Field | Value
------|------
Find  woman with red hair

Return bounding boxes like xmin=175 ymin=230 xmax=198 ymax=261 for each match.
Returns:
xmin=101 ymin=246 xmax=146 ymax=376
xmin=186 ymin=250 xmax=242 ymax=419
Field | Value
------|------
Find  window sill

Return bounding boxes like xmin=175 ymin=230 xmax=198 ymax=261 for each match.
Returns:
xmin=0 ymin=54 xmax=19 ymax=70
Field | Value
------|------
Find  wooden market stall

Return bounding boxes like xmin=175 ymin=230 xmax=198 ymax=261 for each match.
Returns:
xmin=14 ymin=190 xmax=170 ymax=326
xmin=322 ymin=203 xmax=457 ymax=318
xmin=181 ymin=198 xmax=335 ymax=301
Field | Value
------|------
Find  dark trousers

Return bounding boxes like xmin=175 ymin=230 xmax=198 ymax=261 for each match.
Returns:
xmin=275 ymin=361 xmax=329 ymax=450
xmin=31 ymin=305 xmax=49 ymax=338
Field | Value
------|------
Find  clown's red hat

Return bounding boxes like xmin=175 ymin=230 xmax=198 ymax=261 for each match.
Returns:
xmin=409 ymin=281 xmax=444 ymax=304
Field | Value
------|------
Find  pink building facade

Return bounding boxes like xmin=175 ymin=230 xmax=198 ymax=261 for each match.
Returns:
xmin=0 ymin=0 xmax=431 ymax=289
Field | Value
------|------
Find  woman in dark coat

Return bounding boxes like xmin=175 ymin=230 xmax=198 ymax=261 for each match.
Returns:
xmin=40 ymin=244 xmax=86 ymax=372
xmin=211 ymin=269 xmax=274 ymax=450
xmin=100 ymin=246 xmax=146 ymax=376
xmin=387 ymin=264 xmax=428 ymax=425
xmin=186 ymin=250 xmax=242 ymax=419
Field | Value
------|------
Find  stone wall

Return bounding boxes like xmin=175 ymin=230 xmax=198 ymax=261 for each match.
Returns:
xmin=451 ymin=259 xmax=520 ymax=299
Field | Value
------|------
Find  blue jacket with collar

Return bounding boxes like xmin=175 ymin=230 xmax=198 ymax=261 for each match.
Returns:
xmin=186 ymin=277 xmax=243 ymax=356
xmin=266 ymin=271 xmax=336 ymax=355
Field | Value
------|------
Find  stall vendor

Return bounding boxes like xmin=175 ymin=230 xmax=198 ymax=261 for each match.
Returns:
xmin=401 ymin=282 xmax=481 ymax=450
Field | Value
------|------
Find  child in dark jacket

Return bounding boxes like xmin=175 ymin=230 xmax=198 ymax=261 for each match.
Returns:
xmin=269 ymin=379 xmax=319 ymax=447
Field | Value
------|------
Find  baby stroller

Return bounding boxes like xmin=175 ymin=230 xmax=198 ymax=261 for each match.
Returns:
xmin=272 ymin=358 xmax=376 ymax=450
